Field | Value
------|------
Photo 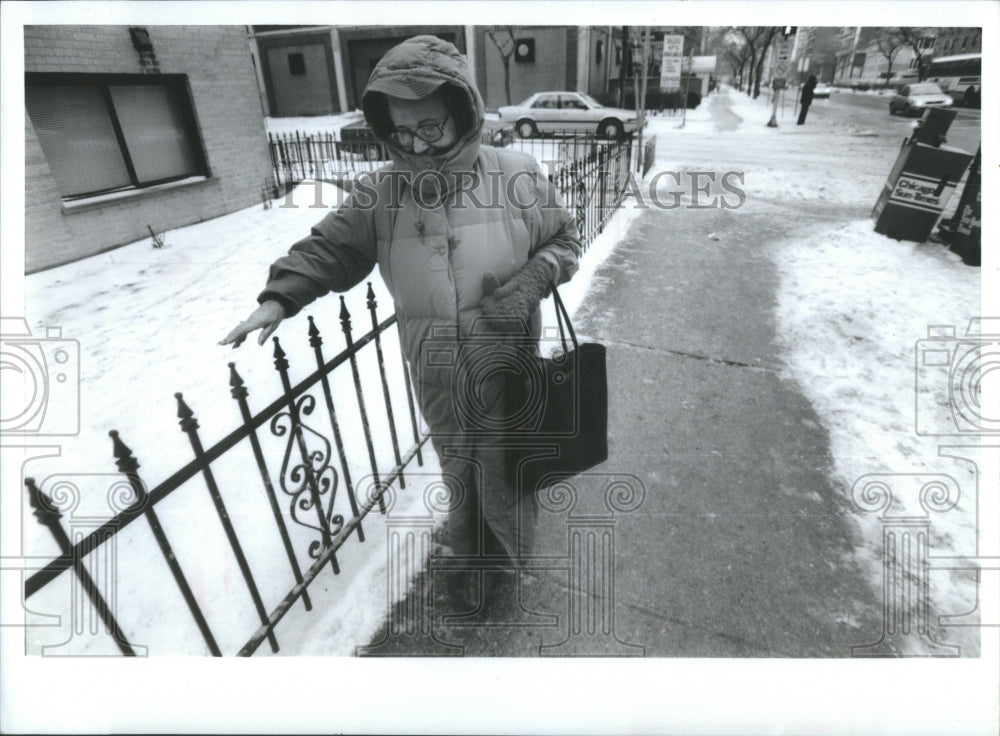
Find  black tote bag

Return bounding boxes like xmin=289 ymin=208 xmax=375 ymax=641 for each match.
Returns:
xmin=502 ymin=286 xmax=608 ymax=492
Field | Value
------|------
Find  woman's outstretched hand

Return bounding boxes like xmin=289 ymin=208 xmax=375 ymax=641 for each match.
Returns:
xmin=219 ymin=301 xmax=286 ymax=348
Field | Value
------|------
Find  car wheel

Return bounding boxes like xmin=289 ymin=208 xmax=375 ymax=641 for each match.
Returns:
xmin=598 ymin=119 xmax=623 ymax=139
xmin=903 ymin=104 xmax=912 ymax=117
xmin=516 ymin=119 xmax=537 ymax=139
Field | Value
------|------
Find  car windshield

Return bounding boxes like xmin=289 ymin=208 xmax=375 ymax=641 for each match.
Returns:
xmin=580 ymin=94 xmax=603 ymax=107
xmin=909 ymin=83 xmax=944 ymax=95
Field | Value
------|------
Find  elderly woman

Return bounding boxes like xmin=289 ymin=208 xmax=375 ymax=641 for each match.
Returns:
xmin=222 ymin=35 xmax=580 ymax=608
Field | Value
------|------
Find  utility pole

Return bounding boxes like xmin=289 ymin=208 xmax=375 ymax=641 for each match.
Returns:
xmin=849 ymin=26 xmax=861 ymax=80
xmin=681 ymin=35 xmax=693 ymax=129
xmin=768 ymin=28 xmax=795 ymax=127
xmin=618 ymin=26 xmax=629 ymax=108
xmin=634 ymin=27 xmax=650 ymax=173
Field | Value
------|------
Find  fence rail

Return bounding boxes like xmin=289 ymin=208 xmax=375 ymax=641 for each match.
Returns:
xmin=24 ymin=285 xmax=427 ymax=656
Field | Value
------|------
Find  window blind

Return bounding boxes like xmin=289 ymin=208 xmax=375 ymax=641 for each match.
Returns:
xmin=109 ymin=84 xmax=200 ymax=184
xmin=25 ymin=84 xmax=132 ymax=198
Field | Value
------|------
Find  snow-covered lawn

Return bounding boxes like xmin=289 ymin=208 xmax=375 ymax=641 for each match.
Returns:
xmin=20 ymin=168 xmax=643 ymax=655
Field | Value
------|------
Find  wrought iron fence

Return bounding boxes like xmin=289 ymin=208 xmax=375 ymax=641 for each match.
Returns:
xmin=268 ymin=128 xmax=509 ymax=188
xmin=516 ymin=133 xmax=636 ymax=251
xmin=24 ymin=285 xmax=429 ymax=656
xmin=269 ymin=129 xmax=638 ymax=252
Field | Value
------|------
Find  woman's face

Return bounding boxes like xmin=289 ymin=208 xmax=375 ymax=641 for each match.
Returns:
xmin=387 ymin=95 xmax=459 ymax=155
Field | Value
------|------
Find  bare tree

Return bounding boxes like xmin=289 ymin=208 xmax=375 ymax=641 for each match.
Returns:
xmin=734 ymin=26 xmax=779 ymax=98
xmin=891 ymin=27 xmax=935 ymax=81
xmin=873 ymin=28 xmax=906 ymax=87
xmin=723 ymin=33 xmax=752 ymax=91
xmin=731 ymin=27 xmax=761 ymax=95
xmin=750 ymin=27 xmax=779 ymax=98
xmin=486 ymin=27 xmax=517 ymax=106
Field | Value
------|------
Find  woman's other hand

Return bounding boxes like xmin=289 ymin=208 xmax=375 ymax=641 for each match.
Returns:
xmin=219 ymin=301 xmax=286 ymax=348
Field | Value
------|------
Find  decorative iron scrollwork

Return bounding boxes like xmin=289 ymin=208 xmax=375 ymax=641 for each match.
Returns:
xmin=272 ymin=394 xmax=343 ymax=559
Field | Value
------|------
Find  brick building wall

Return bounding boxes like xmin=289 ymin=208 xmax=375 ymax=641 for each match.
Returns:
xmin=24 ymin=25 xmax=272 ymax=273
xmin=477 ymin=27 xmax=572 ymax=110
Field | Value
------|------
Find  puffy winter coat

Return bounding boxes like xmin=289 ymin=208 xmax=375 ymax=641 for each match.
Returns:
xmin=259 ymin=36 xmax=581 ymax=400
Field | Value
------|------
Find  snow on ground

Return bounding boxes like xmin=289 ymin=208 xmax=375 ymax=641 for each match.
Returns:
xmin=699 ymin=87 xmax=984 ymax=654
xmin=22 ymin=157 xmax=645 ymax=655
xmin=21 ymin=86 xmax=985 ymax=657
xmin=773 ymin=218 xmax=981 ymax=654
xmin=265 ymin=111 xmax=365 ymax=137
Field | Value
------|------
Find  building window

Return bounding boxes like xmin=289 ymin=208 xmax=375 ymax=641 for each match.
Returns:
xmin=25 ymin=73 xmax=206 ymax=201
xmin=596 ymin=39 xmax=604 ymax=64
xmin=514 ymin=38 xmax=535 ymax=63
xmin=288 ymin=52 xmax=306 ymax=75
xmin=962 ymin=36 xmax=969 ymax=49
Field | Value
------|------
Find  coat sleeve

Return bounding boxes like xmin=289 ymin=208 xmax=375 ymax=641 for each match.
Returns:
xmin=517 ymin=156 xmax=581 ymax=287
xmin=257 ymin=187 xmax=378 ymax=317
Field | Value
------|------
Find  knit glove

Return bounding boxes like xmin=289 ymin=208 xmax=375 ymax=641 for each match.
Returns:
xmin=480 ymin=257 xmax=556 ymax=329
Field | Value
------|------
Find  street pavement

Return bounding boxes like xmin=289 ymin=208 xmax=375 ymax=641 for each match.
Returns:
xmin=362 ymin=91 xmax=896 ymax=657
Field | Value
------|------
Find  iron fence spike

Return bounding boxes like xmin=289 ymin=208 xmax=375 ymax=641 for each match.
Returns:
xmin=175 ymin=392 xmax=199 ymax=432
xmin=175 ymin=392 xmax=193 ymax=419
xmin=25 ymin=478 xmax=60 ymax=522
xmin=272 ymin=336 xmax=289 ymax=372
xmin=339 ymin=295 xmax=350 ymax=322
xmin=366 ymin=282 xmax=376 ymax=310
xmin=228 ymin=362 xmax=245 ymax=388
xmin=307 ymin=316 xmax=323 ymax=348
xmin=109 ymin=429 xmax=130 ymax=457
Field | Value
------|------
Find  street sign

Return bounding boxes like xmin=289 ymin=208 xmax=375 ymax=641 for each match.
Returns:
xmin=660 ymin=34 xmax=683 ymax=90
xmin=775 ymin=61 xmax=787 ymax=77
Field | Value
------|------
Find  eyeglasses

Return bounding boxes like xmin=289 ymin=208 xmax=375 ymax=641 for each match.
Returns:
xmin=389 ymin=110 xmax=451 ymax=149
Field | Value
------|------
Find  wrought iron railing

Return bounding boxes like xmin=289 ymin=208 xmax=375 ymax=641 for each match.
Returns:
xmin=24 ymin=284 xmax=428 ymax=656
xmin=268 ymin=128 xmax=509 ymax=188
xmin=269 ymin=129 xmax=638 ymax=253
xmin=544 ymin=135 xmax=636 ymax=251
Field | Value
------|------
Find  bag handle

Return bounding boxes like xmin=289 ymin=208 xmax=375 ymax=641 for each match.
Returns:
xmin=550 ymin=284 xmax=578 ymax=353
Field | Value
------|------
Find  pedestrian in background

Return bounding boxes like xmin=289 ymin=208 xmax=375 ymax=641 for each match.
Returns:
xmin=798 ymin=75 xmax=818 ymax=125
xmin=220 ymin=35 xmax=581 ymax=610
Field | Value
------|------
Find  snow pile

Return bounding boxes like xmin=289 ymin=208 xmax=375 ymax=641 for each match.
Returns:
xmin=265 ymin=111 xmax=365 ymax=137
xmin=774 ymin=220 xmax=981 ymax=655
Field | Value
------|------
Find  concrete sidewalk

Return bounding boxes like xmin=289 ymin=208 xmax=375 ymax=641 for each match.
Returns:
xmin=362 ymin=198 xmax=883 ymax=658
xmin=361 ymin=94 xmax=887 ymax=657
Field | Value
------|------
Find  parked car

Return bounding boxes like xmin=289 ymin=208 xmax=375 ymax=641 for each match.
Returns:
xmin=498 ymin=91 xmax=642 ymax=139
xmin=811 ymin=82 xmax=832 ymax=99
xmin=889 ymin=83 xmax=954 ymax=117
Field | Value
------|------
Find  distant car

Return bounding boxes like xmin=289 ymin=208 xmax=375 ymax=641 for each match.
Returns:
xmin=889 ymin=83 xmax=954 ymax=117
xmin=812 ymin=83 xmax=832 ymax=99
xmin=498 ymin=91 xmax=642 ymax=139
